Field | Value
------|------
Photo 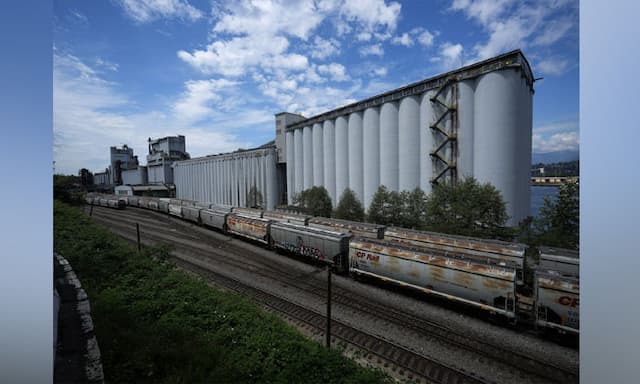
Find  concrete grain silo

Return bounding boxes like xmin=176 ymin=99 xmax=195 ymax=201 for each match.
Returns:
xmin=278 ymin=50 xmax=534 ymax=225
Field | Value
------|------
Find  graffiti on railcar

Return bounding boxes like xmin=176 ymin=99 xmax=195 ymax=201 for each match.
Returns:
xmin=278 ymin=236 xmax=324 ymax=260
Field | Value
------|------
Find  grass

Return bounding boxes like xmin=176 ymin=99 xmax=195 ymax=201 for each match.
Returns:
xmin=54 ymin=201 xmax=392 ymax=384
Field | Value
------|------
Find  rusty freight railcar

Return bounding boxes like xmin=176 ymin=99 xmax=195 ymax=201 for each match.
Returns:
xmin=137 ymin=198 xmax=151 ymax=209
xmin=168 ymin=203 xmax=183 ymax=217
xmin=349 ymin=238 xmax=518 ymax=317
xmin=181 ymin=206 xmax=201 ymax=223
xmin=225 ymin=214 xmax=272 ymax=244
xmin=263 ymin=210 xmax=311 ymax=225
xmin=147 ymin=198 xmax=160 ymax=211
xmin=200 ymin=209 xmax=229 ymax=231
xmin=156 ymin=199 xmax=170 ymax=213
xmin=270 ymin=222 xmax=351 ymax=271
xmin=534 ymin=247 xmax=579 ymax=334
xmin=231 ymin=207 xmax=264 ymax=218
xmin=127 ymin=196 xmax=140 ymax=207
xmin=308 ymin=217 xmax=385 ymax=240
xmin=384 ymin=227 xmax=526 ymax=283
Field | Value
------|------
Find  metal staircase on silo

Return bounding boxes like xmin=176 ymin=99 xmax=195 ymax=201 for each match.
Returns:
xmin=429 ymin=77 xmax=459 ymax=186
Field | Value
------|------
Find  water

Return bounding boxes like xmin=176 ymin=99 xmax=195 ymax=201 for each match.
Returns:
xmin=530 ymin=186 xmax=559 ymax=218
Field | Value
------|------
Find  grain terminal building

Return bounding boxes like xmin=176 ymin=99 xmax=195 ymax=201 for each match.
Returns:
xmin=173 ymin=50 xmax=534 ymax=225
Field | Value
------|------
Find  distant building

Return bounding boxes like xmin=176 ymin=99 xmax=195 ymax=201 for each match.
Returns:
xmin=109 ymin=145 xmax=138 ymax=185
xmin=94 ymin=169 xmax=110 ymax=185
xmin=121 ymin=166 xmax=148 ymax=185
xmin=146 ymin=135 xmax=190 ymax=184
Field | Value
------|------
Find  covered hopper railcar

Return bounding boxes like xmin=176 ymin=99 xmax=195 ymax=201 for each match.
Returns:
xmin=270 ymin=222 xmax=351 ymax=272
xmin=85 ymin=193 xmax=579 ymax=335
xmin=349 ymin=238 xmax=518 ymax=317
xmin=384 ymin=227 xmax=527 ymax=283
xmin=308 ymin=217 xmax=385 ymax=239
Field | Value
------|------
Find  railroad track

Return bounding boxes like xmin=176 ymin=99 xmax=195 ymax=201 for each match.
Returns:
xmin=88 ymin=205 xmax=578 ymax=383
xmin=170 ymin=250 xmax=495 ymax=384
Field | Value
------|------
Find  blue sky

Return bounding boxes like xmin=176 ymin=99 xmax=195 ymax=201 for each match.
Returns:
xmin=53 ymin=0 xmax=579 ymax=175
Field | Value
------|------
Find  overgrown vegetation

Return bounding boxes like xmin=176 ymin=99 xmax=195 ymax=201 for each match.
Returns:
xmin=333 ymin=188 xmax=365 ymax=221
xmin=532 ymin=181 xmax=579 ymax=249
xmin=247 ymin=186 xmax=264 ymax=208
xmin=54 ymin=201 xmax=391 ymax=383
xmin=53 ymin=174 xmax=85 ymax=205
xmin=424 ymin=178 xmax=513 ymax=240
xmin=293 ymin=186 xmax=333 ymax=217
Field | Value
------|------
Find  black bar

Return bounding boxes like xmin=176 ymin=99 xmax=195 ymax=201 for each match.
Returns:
xmin=326 ymin=265 xmax=332 ymax=348
xmin=136 ymin=223 xmax=141 ymax=252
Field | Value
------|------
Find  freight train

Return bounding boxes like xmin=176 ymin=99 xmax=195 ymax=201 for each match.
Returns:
xmin=85 ymin=193 xmax=579 ymax=335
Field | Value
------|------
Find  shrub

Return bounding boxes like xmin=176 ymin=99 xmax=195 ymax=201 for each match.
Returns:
xmin=334 ymin=188 xmax=365 ymax=221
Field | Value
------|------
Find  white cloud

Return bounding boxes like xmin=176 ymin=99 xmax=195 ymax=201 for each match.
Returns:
xmin=179 ymin=0 xmax=403 ymax=77
xmin=173 ymin=79 xmax=240 ymax=123
xmin=473 ymin=15 xmax=537 ymax=60
xmin=339 ymin=0 xmax=402 ymax=32
xmin=449 ymin=0 xmax=577 ymax=62
xmin=178 ymin=35 xmax=303 ymax=76
xmin=391 ymin=33 xmax=413 ymax=47
xmin=116 ymin=0 xmax=203 ymax=23
xmin=356 ymin=32 xmax=372 ymax=41
xmin=372 ymin=67 xmax=388 ymax=77
xmin=212 ymin=0 xmax=325 ymax=41
xmin=54 ymin=52 xmax=261 ymax=175
xmin=417 ymin=30 xmax=434 ymax=47
xmin=317 ymin=63 xmax=349 ymax=81
xmin=436 ymin=42 xmax=464 ymax=70
xmin=536 ymin=57 xmax=570 ymax=76
xmin=450 ymin=0 xmax=514 ymax=25
xmin=533 ymin=17 xmax=574 ymax=46
xmin=310 ymin=36 xmax=340 ymax=59
xmin=533 ymin=131 xmax=579 ymax=153
xmin=534 ymin=120 xmax=578 ymax=134
xmin=359 ymin=43 xmax=384 ymax=57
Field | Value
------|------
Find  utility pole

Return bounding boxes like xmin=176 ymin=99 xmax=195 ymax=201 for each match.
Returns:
xmin=326 ymin=264 xmax=332 ymax=348
xmin=136 ymin=223 xmax=141 ymax=252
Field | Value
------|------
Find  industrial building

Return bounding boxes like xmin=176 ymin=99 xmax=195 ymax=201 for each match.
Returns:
xmin=173 ymin=143 xmax=280 ymax=209
xmin=146 ymin=135 xmax=190 ymax=184
xmin=172 ymin=50 xmax=533 ymax=225
xmin=108 ymin=145 xmax=139 ymax=185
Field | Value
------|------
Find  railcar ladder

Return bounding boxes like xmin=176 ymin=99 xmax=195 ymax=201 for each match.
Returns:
xmin=429 ymin=77 xmax=458 ymax=186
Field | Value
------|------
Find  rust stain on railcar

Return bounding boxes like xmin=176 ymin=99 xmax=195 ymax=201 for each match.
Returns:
xmin=385 ymin=227 xmax=524 ymax=257
xmin=537 ymin=276 xmax=579 ymax=292
xmin=352 ymin=240 xmax=516 ymax=281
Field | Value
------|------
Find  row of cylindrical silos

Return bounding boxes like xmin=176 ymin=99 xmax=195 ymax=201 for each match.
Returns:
xmin=173 ymin=147 xmax=278 ymax=210
xmin=285 ymin=67 xmax=532 ymax=225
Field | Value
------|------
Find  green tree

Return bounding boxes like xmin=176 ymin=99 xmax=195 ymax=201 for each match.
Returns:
xmin=54 ymin=174 xmax=83 ymax=204
xmin=334 ymin=188 xmax=365 ymax=221
xmin=424 ymin=177 xmax=511 ymax=239
xmin=293 ymin=186 xmax=333 ymax=217
xmin=399 ymin=188 xmax=429 ymax=229
xmin=534 ymin=181 xmax=579 ymax=249
xmin=367 ymin=185 xmax=403 ymax=226
xmin=247 ymin=186 xmax=263 ymax=208
xmin=367 ymin=185 xmax=389 ymax=224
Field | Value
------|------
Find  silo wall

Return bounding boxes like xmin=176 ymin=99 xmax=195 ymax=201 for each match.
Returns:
xmin=323 ymin=120 xmax=336 ymax=204
xmin=379 ymin=101 xmax=399 ymax=191
xmin=294 ymin=129 xmax=303 ymax=195
xmin=363 ymin=107 xmax=380 ymax=208
xmin=398 ymin=96 xmax=420 ymax=191
xmin=473 ymin=69 xmax=532 ymax=225
xmin=334 ymin=116 xmax=349 ymax=200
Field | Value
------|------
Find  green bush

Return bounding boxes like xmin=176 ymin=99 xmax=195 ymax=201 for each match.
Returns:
xmin=424 ymin=177 xmax=512 ymax=240
xmin=293 ymin=186 xmax=333 ymax=217
xmin=334 ymin=188 xmax=365 ymax=221
xmin=54 ymin=201 xmax=390 ymax=384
